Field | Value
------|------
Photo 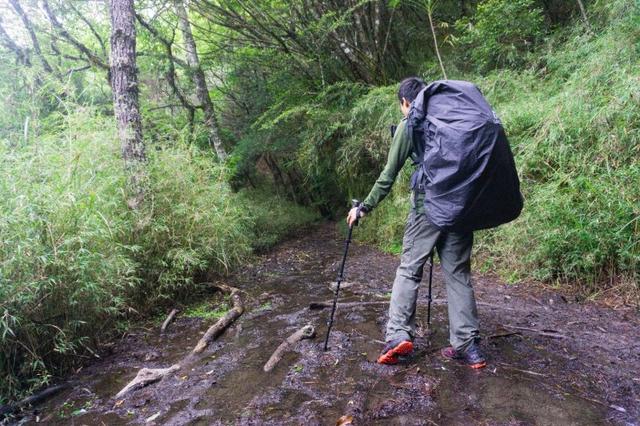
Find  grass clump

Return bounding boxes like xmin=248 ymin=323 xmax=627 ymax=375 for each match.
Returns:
xmin=348 ymin=4 xmax=639 ymax=294
xmin=0 ymin=108 xmax=318 ymax=402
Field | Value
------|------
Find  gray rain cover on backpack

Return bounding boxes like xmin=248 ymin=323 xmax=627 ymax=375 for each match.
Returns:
xmin=407 ymin=80 xmax=523 ymax=232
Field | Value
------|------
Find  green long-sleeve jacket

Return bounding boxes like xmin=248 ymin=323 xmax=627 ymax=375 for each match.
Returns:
xmin=362 ymin=118 xmax=424 ymax=213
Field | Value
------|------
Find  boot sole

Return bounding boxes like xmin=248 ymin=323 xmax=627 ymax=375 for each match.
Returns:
xmin=377 ymin=341 xmax=414 ymax=365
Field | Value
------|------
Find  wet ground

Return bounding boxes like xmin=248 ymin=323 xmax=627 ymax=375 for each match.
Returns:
xmin=11 ymin=223 xmax=640 ymax=425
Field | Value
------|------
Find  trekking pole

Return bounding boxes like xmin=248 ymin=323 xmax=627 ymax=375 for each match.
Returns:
xmin=323 ymin=199 xmax=360 ymax=351
xmin=427 ymin=251 xmax=434 ymax=326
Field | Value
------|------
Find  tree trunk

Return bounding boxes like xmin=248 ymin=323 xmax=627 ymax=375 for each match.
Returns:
xmin=8 ymin=0 xmax=56 ymax=75
xmin=576 ymin=0 xmax=592 ymax=32
xmin=109 ymin=0 xmax=146 ymax=209
xmin=174 ymin=0 xmax=227 ymax=161
xmin=425 ymin=0 xmax=447 ymax=80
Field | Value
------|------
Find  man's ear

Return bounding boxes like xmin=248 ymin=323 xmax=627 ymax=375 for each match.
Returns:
xmin=402 ymin=98 xmax=411 ymax=108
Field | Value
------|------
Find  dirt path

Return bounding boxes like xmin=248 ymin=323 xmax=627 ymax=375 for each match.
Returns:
xmin=13 ymin=223 xmax=640 ymax=425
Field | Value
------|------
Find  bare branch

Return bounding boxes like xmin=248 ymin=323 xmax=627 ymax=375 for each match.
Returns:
xmin=67 ymin=2 xmax=108 ymax=57
xmin=42 ymin=0 xmax=109 ymax=70
xmin=0 ymin=18 xmax=31 ymax=66
xmin=8 ymin=0 xmax=55 ymax=73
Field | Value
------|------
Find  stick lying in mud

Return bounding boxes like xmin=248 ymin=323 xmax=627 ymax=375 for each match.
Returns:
xmin=310 ymin=299 xmax=515 ymax=312
xmin=160 ymin=308 xmax=179 ymax=333
xmin=309 ymin=299 xmax=447 ymax=310
xmin=263 ymin=325 xmax=316 ymax=372
xmin=115 ymin=364 xmax=181 ymax=398
xmin=193 ymin=285 xmax=244 ymax=354
xmin=116 ymin=284 xmax=244 ymax=398
xmin=502 ymin=324 xmax=569 ymax=339
xmin=310 ymin=301 xmax=389 ymax=310
xmin=0 ymin=384 xmax=68 ymax=418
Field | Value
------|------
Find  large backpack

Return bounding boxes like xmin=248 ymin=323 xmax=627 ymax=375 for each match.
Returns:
xmin=407 ymin=80 xmax=523 ymax=232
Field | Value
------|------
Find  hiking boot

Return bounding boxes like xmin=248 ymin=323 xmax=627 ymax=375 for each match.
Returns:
xmin=377 ymin=339 xmax=414 ymax=365
xmin=441 ymin=342 xmax=486 ymax=369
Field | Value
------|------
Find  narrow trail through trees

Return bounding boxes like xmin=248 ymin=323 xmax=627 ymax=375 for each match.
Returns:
xmin=18 ymin=223 xmax=640 ymax=425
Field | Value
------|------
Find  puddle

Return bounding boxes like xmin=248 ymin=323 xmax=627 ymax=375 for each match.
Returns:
xmin=16 ymin=223 xmax=633 ymax=425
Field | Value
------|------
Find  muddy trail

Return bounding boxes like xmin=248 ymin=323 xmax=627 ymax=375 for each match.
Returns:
xmin=13 ymin=223 xmax=640 ymax=425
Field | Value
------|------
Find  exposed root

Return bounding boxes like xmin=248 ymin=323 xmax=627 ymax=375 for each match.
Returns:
xmin=0 ymin=384 xmax=68 ymax=418
xmin=116 ymin=284 xmax=244 ymax=398
xmin=115 ymin=364 xmax=180 ymax=398
xmin=192 ymin=287 xmax=244 ymax=354
xmin=263 ymin=324 xmax=316 ymax=372
xmin=309 ymin=301 xmax=389 ymax=310
xmin=160 ymin=308 xmax=179 ymax=333
xmin=502 ymin=324 xmax=569 ymax=339
xmin=309 ymin=299 xmax=515 ymax=312
xmin=309 ymin=298 xmax=449 ymax=310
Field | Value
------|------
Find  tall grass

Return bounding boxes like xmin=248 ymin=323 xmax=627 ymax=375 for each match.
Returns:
xmin=252 ymin=0 xmax=639 ymax=294
xmin=0 ymin=108 xmax=318 ymax=402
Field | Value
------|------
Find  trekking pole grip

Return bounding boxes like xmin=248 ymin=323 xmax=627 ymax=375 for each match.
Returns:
xmin=351 ymin=199 xmax=361 ymax=227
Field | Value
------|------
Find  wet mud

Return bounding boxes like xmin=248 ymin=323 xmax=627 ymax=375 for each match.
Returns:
xmin=11 ymin=223 xmax=640 ymax=425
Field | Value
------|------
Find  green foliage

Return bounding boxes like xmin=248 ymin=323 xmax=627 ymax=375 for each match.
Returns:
xmin=238 ymin=189 xmax=320 ymax=251
xmin=455 ymin=0 xmax=545 ymax=70
xmin=0 ymin=110 xmax=135 ymax=400
xmin=1 ymin=0 xmax=638 ymax=406
xmin=133 ymin=148 xmax=253 ymax=303
xmin=0 ymin=109 xmax=317 ymax=402
xmin=473 ymin=10 xmax=640 ymax=287
xmin=356 ymin=3 xmax=639 ymax=290
xmin=184 ymin=298 xmax=231 ymax=320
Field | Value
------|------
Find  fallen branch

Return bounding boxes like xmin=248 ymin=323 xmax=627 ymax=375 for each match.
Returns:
xmin=309 ymin=298 xmax=509 ymax=312
xmin=116 ymin=284 xmax=243 ymax=398
xmin=115 ymin=364 xmax=180 ymax=398
xmin=496 ymin=362 xmax=547 ymax=377
xmin=192 ymin=288 xmax=244 ymax=354
xmin=263 ymin=325 xmax=316 ymax=372
xmin=0 ymin=384 xmax=68 ymax=418
xmin=309 ymin=301 xmax=389 ymax=310
xmin=502 ymin=324 xmax=569 ymax=339
xmin=160 ymin=308 xmax=179 ymax=333
xmin=487 ymin=331 xmax=522 ymax=339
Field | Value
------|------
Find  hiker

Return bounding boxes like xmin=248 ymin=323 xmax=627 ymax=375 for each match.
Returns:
xmin=347 ymin=77 xmax=487 ymax=368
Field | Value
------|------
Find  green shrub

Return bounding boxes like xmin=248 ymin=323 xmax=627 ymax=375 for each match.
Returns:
xmin=0 ymin=109 xmax=136 ymax=401
xmin=0 ymin=108 xmax=318 ymax=402
xmin=455 ymin=0 xmax=545 ymax=70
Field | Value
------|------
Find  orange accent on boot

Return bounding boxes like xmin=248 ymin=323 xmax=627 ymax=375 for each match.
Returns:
xmin=470 ymin=360 xmax=487 ymax=369
xmin=377 ymin=341 xmax=414 ymax=365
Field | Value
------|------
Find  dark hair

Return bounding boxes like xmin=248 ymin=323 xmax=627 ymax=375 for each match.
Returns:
xmin=398 ymin=77 xmax=426 ymax=103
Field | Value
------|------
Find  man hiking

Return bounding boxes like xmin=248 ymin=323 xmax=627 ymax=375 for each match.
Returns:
xmin=347 ymin=77 xmax=486 ymax=369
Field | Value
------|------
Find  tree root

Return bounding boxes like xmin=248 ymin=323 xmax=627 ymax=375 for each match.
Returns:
xmin=309 ymin=301 xmax=389 ymax=310
xmin=0 ymin=384 xmax=68 ymax=418
xmin=263 ymin=324 xmax=316 ymax=372
xmin=116 ymin=284 xmax=244 ymax=398
xmin=192 ymin=287 xmax=244 ymax=354
xmin=160 ymin=308 xmax=179 ymax=333
xmin=115 ymin=364 xmax=181 ymax=398
xmin=309 ymin=299 xmax=448 ymax=310
xmin=502 ymin=324 xmax=569 ymax=339
xmin=309 ymin=299 xmax=516 ymax=312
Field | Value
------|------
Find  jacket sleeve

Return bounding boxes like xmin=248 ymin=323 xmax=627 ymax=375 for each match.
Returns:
xmin=362 ymin=119 xmax=412 ymax=211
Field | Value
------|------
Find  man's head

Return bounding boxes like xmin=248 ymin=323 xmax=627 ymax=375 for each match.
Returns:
xmin=398 ymin=77 xmax=426 ymax=117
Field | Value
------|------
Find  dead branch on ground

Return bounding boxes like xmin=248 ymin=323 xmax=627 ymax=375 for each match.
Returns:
xmin=160 ymin=308 xmax=179 ymax=333
xmin=116 ymin=284 xmax=244 ymax=398
xmin=502 ymin=324 xmax=569 ymax=339
xmin=263 ymin=325 xmax=316 ymax=372
xmin=115 ymin=364 xmax=180 ymax=398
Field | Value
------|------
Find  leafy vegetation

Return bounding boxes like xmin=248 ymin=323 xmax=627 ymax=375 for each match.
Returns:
xmin=0 ymin=0 xmax=637 ymax=404
xmin=0 ymin=109 xmax=318 ymax=401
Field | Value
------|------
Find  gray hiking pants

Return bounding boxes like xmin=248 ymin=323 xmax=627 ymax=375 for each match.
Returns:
xmin=385 ymin=209 xmax=480 ymax=351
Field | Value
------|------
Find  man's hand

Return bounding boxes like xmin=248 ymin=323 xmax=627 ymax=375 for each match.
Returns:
xmin=347 ymin=207 xmax=365 ymax=227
